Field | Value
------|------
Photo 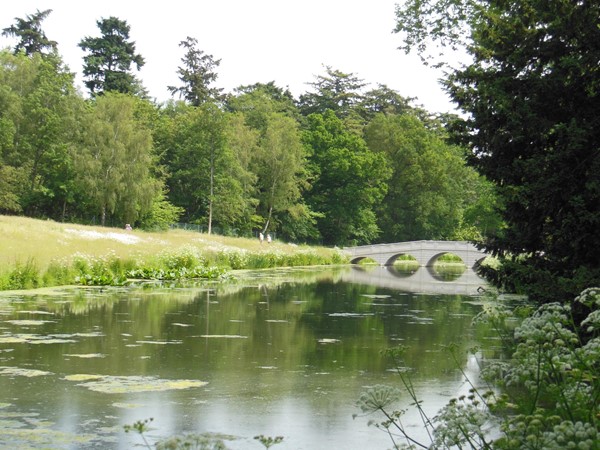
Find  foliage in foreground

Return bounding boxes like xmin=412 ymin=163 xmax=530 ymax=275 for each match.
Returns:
xmin=123 ymin=418 xmax=283 ymax=449
xmin=356 ymin=287 xmax=600 ymax=449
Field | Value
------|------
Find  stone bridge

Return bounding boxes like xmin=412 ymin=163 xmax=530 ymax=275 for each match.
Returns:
xmin=344 ymin=240 xmax=488 ymax=268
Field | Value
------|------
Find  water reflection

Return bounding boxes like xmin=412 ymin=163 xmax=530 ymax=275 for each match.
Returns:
xmin=0 ymin=266 xmax=494 ymax=449
xmin=342 ymin=265 xmax=485 ymax=295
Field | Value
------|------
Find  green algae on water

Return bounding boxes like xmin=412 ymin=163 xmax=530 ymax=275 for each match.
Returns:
xmin=5 ymin=320 xmax=55 ymax=326
xmin=0 ymin=366 xmax=52 ymax=377
xmin=64 ymin=374 xmax=207 ymax=393
xmin=63 ymin=353 xmax=105 ymax=358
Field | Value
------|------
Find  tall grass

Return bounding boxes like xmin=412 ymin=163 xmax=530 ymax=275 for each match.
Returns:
xmin=0 ymin=215 xmax=347 ymax=290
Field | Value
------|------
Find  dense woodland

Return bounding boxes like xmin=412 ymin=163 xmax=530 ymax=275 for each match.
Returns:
xmin=2 ymin=2 xmax=599 ymax=305
xmin=0 ymin=10 xmax=499 ymax=247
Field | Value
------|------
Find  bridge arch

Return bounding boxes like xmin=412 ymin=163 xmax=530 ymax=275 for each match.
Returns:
xmin=345 ymin=240 xmax=488 ymax=269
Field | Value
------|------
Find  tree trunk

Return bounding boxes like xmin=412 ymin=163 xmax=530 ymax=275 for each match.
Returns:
xmin=263 ymin=205 xmax=273 ymax=234
xmin=208 ymin=142 xmax=214 ymax=235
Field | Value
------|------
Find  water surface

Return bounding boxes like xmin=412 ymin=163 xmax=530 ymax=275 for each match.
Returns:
xmin=0 ymin=265 xmax=493 ymax=449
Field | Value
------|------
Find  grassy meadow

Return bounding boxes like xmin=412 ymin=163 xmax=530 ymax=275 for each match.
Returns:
xmin=0 ymin=215 xmax=346 ymax=290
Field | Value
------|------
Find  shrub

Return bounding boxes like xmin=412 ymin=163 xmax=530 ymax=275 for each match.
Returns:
xmin=42 ymin=261 xmax=76 ymax=286
xmin=357 ymin=287 xmax=600 ymax=449
xmin=6 ymin=259 xmax=40 ymax=290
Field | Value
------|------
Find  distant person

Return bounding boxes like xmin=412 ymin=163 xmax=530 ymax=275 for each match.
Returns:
xmin=125 ymin=224 xmax=132 ymax=231
xmin=259 ymin=232 xmax=264 ymax=244
xmin=266 ymin=233 xmax=272 ymax=244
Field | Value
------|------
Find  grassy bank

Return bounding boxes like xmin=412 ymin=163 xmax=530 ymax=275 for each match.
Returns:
xmin=0 ymin=215 xmax=346 ymax=290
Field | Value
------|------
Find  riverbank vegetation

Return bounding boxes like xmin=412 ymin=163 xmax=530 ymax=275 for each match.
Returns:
xmin=0 ymin=215 xmax=345 ymax=291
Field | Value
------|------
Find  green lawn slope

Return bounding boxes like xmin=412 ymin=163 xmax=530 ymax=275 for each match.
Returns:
xmin=0 ymin=215 xmax=345 ymax=290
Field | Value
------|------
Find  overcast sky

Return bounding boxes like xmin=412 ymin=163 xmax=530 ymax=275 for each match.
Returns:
xmin=1 ymin=1 xmax=457 ymax=113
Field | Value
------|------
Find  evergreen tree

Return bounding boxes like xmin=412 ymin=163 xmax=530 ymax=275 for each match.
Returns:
xmin=298 ymin=66 xmax=367 ymax=119
xmin=2 ymin=9 xmax=57 ymax=56
xmin=168 ymin=36 xmax=223 ymax=106
xmin=79 ymin=17 xmax=145 ymax=96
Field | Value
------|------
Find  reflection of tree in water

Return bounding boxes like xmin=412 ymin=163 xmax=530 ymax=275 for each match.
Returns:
xmin=387 ymin=264 xmax=418 ymax=278
xmin=1 ymin=267 xmax=493 ymax=381
xmin=0 ymin=266 xmax=502 ymax=450
xmin=426 ymin=264 xmax=465 ymax=281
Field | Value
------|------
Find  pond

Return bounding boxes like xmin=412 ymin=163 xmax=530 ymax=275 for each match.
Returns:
xmin=0 ymin=265 xmax=495 ymax=449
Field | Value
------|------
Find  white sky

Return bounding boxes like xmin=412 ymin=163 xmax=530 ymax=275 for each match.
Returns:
xmin=0 ymin=1 xmax=457 ymax=113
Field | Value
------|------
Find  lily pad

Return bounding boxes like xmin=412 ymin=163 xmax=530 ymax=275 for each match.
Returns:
xmin=64 ymin=374 xmax=103 ymax=382
xmin=0 ymin=334 xmax=77 ymax=344
xmin=112 ymin=402 xmax=143 ymax=409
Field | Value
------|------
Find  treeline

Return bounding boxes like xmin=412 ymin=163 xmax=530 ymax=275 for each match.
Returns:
xmin=0 ymin=10 xmax=501 ymax=246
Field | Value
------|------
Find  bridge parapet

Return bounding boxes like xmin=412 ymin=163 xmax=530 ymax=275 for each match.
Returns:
xmin=344 ymin=240 xmax=488 ymax=268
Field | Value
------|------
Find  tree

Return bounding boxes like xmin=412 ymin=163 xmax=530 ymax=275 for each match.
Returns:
xmin=2 ymin=9 xmax=57 ymax=56
xmin=157 ymin=102 xmax=255 ymax=233
xmin=74 ymin=93 xmax=161 ymax=226
xmin=364 ymin=112 xmax=492 ymax=242
xmin=298 ymin=66 xmax=367 ymax=119
xmin=226 ymin=84 xmax=316 ymax=239
xmin=253 ymin=113 xmax=308 ymax=235
xmin=227 ymin=82 xmax=300 ymax=130
xmin=79 ymin=17 xmax=145 ymax=96
xmin=224 ymin=112 xmax=260 ymax=233
xmin=303 ymin=110 xmax=391 ymax=245
xmin=395 ymin=0 xmax=600 ymax=302
xmin=355 ymin=84 xmax=414 ymax=121
xmin=168 ymin=37 xmax=223 ymax=106
xmin=0 ymin=50 xmax=82 ymax=219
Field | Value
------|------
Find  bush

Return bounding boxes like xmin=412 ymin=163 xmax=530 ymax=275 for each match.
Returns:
xmin=6 ymin=259 xmax=40 ymax=290
xmin=42 ymin=261 xmax=76 ymax=286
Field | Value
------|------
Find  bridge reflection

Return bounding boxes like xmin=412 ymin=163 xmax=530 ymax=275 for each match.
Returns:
xmin=340 ymin=265 xmax=487 ymax=295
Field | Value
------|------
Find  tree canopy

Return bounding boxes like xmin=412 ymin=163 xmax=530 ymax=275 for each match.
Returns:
xmin=0 ymin=11 xmax=502 ymax=251
xmin=395 ymin=0 xmax=600 ymax=302
xmin=304 ymin=110 xmax=391 ymax=245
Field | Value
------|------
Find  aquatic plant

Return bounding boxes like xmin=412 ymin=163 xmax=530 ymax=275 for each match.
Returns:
xmin=124 ymin=418 xmax=154 ymax=449
xmin=254 ymin=434 xmax=284 ymax=449
xmin=156 ymin=433 xmax=229 ymax=450
xmin=123 ymin=419 xmax=246 ymax=449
